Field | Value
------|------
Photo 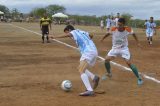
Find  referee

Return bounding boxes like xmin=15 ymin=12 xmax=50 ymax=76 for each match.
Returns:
xmin=40 ymin=13 xmax=52 ymax=43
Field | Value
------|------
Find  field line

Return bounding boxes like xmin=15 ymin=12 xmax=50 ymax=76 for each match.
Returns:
xmin=9 ymin=24 xmax=160 ymax=84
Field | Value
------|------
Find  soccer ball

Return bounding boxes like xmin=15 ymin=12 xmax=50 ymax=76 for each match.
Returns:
xmin=61 ymin=80 xmax=72 ymax=92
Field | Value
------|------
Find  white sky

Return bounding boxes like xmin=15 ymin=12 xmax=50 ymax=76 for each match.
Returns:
xmin=0 ymin=0 xmax=160 ymax=19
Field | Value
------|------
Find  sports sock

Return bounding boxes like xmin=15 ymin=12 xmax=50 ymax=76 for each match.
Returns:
xmin=105 ymin=61 xmax=111 ymax=74
xmin=81 ymin=73 xmax=93 ymax=91
xmin=42 ymin=35 xmax=44 ymax=41
xmin=150 ymin=37 xmax=152 ymax=41
xmin=85 ymin=69 xmax=95 ymax=80
xmin=130 ymin=64 xmax=140 ymax=79
xmin=46 ymin=35 xmax=49 ymax=40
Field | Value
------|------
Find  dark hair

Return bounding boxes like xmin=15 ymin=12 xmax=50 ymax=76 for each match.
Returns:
xmin=118 ymin=18 xmax=125 ymax=24
xmin=64 ymin=25 xmax=75 ymax=32
xmin=150 ymin=17 xmax=153 ymax=19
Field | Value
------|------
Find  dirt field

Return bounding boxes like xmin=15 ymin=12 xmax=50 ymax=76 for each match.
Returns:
xmin=0 ymin=22 xmax=159 ymax=106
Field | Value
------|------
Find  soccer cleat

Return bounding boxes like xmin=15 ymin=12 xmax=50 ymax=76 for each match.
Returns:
xmin=47 ymin=40 xmax=50 ymax=43
xmin=107 ymin=73 xmax=112 ymax=78
xmin=93 ymin=75 xmax=100 ymax=89
xmin=101 ymin=73 xmax=112 ymax=80
xmin=137 ymin=78 xmax=143 ymax=85
xmin=79 ymin=91 xmax=94 ymax=96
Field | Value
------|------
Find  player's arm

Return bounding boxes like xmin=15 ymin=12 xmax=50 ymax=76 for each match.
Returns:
xmin=89 ymin=34 xmax=94 ymax=39
xmin=154 ymin=24 xmax=157 ymax=35
xmin=49 ymin=19 xmax=52 ymax=30
xmin=100 ymin=33 xmax=110 ymax=42
xmin=132 ymin=33 xmax=141 ymax=47
xmin=154 ymin=27 xmax=156 ymax=35
xmin=49 ymin=33 xmax=73 ymax=39
xmin=40 ymin=20 xmax=42 ymax=30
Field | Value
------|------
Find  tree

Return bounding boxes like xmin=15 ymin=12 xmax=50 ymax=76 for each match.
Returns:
xmin=0 ymin=4 xmax=10 ymax=14
xmin=11 ymin=8 xmax=20 ymax=20
xmin=30 ymin=8 xmax=46 ymax=18
xmin=46 ymin=5 xmax=66 ymax=15
xmin=121 ymin=13 xmax=133 ymax=25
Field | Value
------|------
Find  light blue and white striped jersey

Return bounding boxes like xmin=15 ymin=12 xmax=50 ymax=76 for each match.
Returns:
xmin=70 ymin=29 xmax=97 ymax=54
xmin=145 ymin=21 xmax=156 ymax=33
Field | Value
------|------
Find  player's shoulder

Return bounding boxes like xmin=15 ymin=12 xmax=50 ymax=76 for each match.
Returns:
xmin=40 ymin=18 xmax=43 ymax=20
xmin=111 ymin=27 xmax=118 ymax=31
xmin=124 ymin=26 xmax=132 ymax=32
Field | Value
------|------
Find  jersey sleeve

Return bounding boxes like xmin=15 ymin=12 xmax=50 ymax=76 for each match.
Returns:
xmin=154 ymin=23 xmax=156 ymax=27
xmin=49 ymin=18 xmax=52 ymax=24
xmin=70 ymin=30 xmax=77 ymax=41
xmin=40 ymin=19 xmax=42 ymax=24
xmin=125 ymin=27 xmax=134 ymax=35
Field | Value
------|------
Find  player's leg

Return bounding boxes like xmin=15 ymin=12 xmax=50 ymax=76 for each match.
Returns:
xmin=124 ymin=59 xmax=143 ymax=85
xmin=79 ymin=52 xmax=100 ymax=96
xmin=42 ymin=30 xmax=45 ymax=43
xmin=149 ymin=32 xmax=154 ymax=44
xmin=103 ymin=49 xmax=117 ymax=79
xmin=78 ymin=60 xmax=94 ymax=96
xmin=101 ymin=56 xmax=115 ymax=80
xmin=146 ymin=31 xmax=150 ymax=44
xmin=43 ymin=27 xmax=49 ymax=43
xmin=105 ymin=56 xmax=115 ymax=76
xmin=122 ymin=48 xmax=143 ymax=85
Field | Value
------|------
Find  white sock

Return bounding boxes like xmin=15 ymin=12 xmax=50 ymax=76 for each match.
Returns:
xmin=81 ymin=73 xmax=93 ymax=91
xmin=85 ymin=69 xmax=95 ymax=80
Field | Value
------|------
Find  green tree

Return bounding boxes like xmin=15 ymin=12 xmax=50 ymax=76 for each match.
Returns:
xmin=46 ymin=4 xmax=66 ymax=15
xmin=0 ymin=4 xmax=10 ymax=14
xmin=11 ymin=8 xmax=20 ymax=20
xmin=30 ymin=8 xmax=46 ymax=17
xmin=121 ymin=13 xmax=133 ymax=25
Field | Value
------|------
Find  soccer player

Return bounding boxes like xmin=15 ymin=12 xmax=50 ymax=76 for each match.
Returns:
xmin=100 ymin=19 xmax=104 ymax=31
xmin=111 ymin=17 xmax=116 ymax=27
xmin=50 ymin=25 xmax=100 ymax=96
xmin=40 ymin=13 xmax=52 ymax=43
xmin=144 ymin=17 xmax=156 ymax=45
xmin=100 ymin=18 xmax=143 ymax=85
xmin=106 ymin=15 xmax=112 ymax=32
xmin=115 ymin=13 xmax=120 ymax=27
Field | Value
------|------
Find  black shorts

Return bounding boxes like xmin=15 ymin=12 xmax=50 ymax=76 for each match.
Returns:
xmin=42 ymin=26 xmax=49 ymax=35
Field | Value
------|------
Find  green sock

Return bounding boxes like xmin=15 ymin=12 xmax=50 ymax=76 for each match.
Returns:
xmin=104 ymin=61 xmax=111 ymax=74
xmin=130 ymin=64 xmax=140 ymax=79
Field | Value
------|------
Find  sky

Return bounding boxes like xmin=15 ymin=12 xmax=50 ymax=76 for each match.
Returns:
xmin=0 ymin=0 xmax=160 ymax=19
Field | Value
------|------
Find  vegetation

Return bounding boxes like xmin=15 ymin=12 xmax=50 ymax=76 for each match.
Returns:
xmin=0 ymin=4 xmax=160 ymax=27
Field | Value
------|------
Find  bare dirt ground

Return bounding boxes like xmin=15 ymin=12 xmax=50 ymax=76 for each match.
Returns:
xmin=0 ymin=22 xmax=160 ymax=106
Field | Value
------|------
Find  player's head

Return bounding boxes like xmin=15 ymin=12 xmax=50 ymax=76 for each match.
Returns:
xmin=117 ymin=18 xmax=125 ymax=32
xmin=150 ymin=17 xmax=154 ymax=23
xmin=117 ymin=13 xmax=120 ymax=18
xmin=64 ymin=25 xmax=75 ymax=33
xmin=118 ymin=18 xmax=125 ymax=26
xmin=43 ymin=13 xmax=47 ymax=18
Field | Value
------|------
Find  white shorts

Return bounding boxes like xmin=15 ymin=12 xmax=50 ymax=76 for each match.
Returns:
xmin=106 ymin=25 xmax=111 ymax=29
xmin=107 ymin=47 xmax=130 ymax=60
xmin=146 ymin=31 xmax=154 ymax=37
xmin=80 ymin=51 xmax=98 ymax=66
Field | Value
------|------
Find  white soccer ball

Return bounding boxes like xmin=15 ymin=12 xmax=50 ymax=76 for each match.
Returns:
xmin=61 ymin=80 xmax=72 ymax=92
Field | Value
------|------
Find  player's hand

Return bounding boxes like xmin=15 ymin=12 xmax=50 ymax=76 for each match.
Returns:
xmin=142 ymin=29 xmax=145 ymax=31
xmin=49 ymin=35 xmax=54 ymax=39
xmin=137 ymin=43 xmax=142 ymax=48
xmin=100 ymin=39 xmax=104 ymax=42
